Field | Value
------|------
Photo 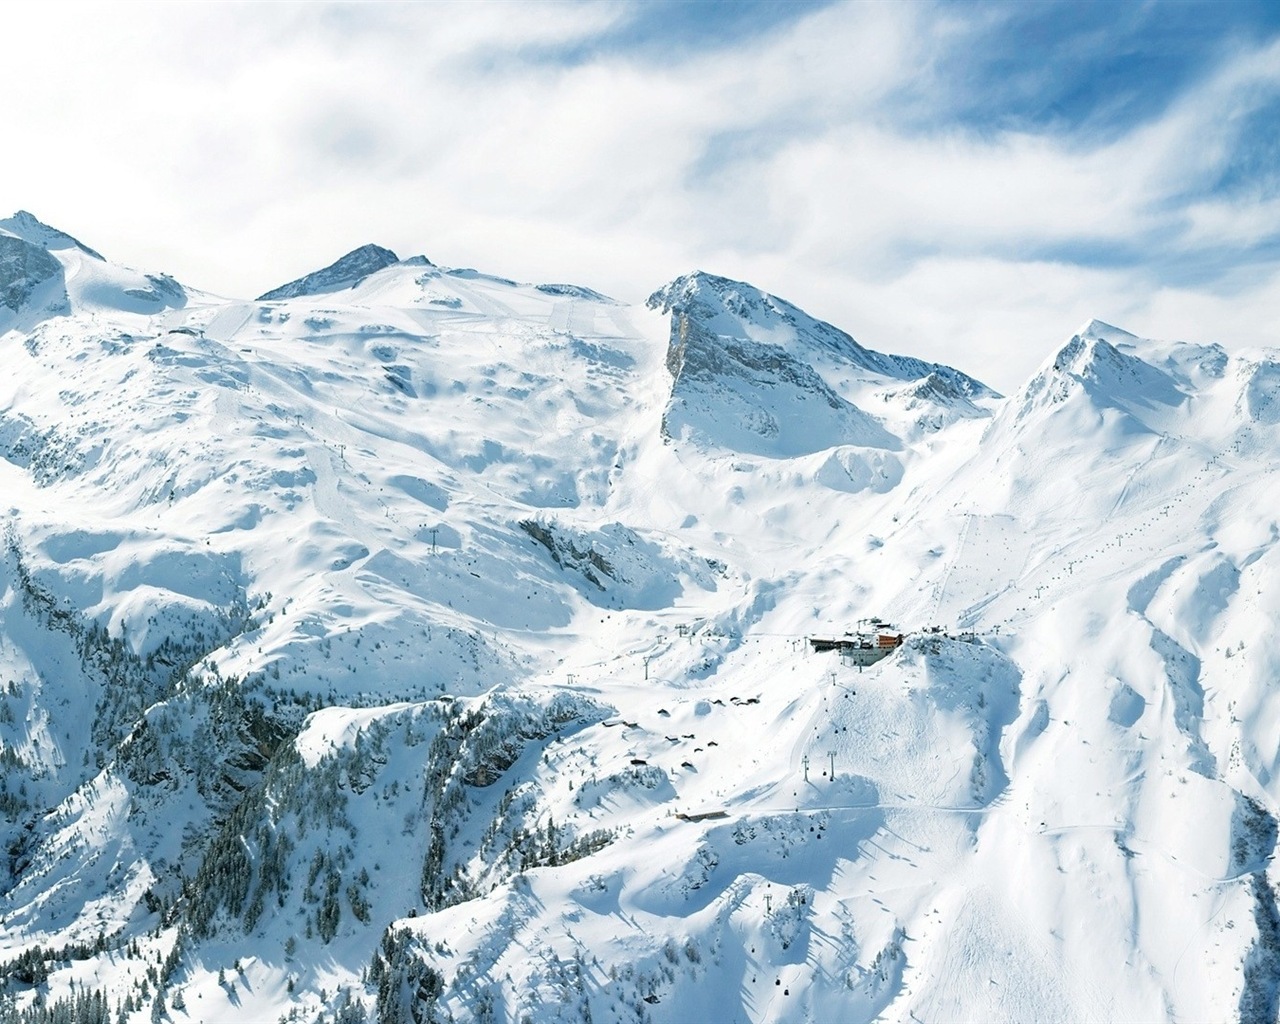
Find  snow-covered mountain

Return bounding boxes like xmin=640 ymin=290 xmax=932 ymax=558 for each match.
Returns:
xmin=0 ymin=212 xmax=1277 ymax=1023
xmin=648 ymin=271 xmax=994 ymax=457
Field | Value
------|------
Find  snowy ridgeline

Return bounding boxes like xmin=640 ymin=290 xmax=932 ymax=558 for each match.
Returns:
xmin=1 ymin=212 xmax=1280 ymax=1022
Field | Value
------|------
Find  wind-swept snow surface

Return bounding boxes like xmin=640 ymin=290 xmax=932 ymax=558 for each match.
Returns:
xmin=0 ymin=213 xmax=1277 ymax=1023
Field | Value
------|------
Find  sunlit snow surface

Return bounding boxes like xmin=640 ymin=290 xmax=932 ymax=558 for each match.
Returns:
xmin=0 ymin=217 xmax=1278 ymax=1023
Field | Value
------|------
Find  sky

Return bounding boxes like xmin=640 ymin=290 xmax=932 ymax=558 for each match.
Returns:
xmin=4 ymin=0 xmax=1280 ymax=392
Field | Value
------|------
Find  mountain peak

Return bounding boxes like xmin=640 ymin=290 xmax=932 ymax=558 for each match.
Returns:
xmin=649 ymin=270 xmax=995 ymax=399
xmin=647 ymin=270 xmax=999 ymax=456
xmin=1 ymin=210 xmax=104 ymax=260
xmin=1020 ymin=324 xmax=1184 ymax=418
xmin=645 ymin=270 xmax=740 ymax=314
xmin=1078 ymin=318 xmax=1138 ymax=345
xmin=346 ymin=242 xmax=399 ymax=263
xmin=257 ymin=243 xmax=403 ymax=301
xmin=647 ymin=270 xmax=879 ymax=370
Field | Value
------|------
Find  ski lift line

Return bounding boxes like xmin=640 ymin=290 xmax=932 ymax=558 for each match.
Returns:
xmin=929 ymin=511 xmax=975 ymax=623
xmin=548 ymin=623 xmax=993 ymax=685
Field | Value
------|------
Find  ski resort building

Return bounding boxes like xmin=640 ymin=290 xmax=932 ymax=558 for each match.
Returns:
xmin=808 ymin=621 xmax=904 ymax=665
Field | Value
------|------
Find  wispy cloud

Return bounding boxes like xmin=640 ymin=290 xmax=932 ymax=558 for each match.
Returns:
xmin=3 ymin=0 xmax=1279 ymax=390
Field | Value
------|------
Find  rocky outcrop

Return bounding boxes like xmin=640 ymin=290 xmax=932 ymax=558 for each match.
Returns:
xmin=0 ymin=234 xmax=63 ymax=312
xmin=647 ymin=272 xmax=994 ymax=456
xmin=258 ymin=243 xmax=402 ymax=300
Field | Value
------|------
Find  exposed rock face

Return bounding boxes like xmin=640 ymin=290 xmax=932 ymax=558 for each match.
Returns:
xmin=647 ymin=272 xmax=994 ymax=456
xmin=0 ymin=234 xmax=63 ymax=312
xmin=124 ymin=273 xmax=187 ymax=308
xmin=650 ymin=271 xmax=993 ymax=397
xmin=258 ymin=243 xmax=402 ymax=300
xmin=0 ymin=209 xmax=104 ymax=259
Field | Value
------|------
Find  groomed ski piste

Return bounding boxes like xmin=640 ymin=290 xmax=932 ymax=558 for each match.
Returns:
xmin=1 ymin=210 xmax=1278 ymax=1022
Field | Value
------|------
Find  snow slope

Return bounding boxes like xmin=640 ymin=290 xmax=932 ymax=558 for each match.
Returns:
xmin=0 ymin=214 xmax=1277 ymax=1024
